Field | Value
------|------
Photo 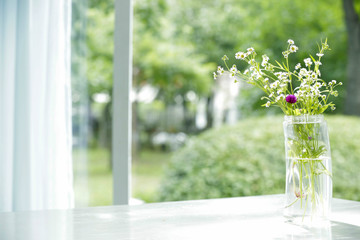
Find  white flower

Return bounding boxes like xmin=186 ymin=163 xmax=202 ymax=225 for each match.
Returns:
xmin=304 ymin=58 xmax=312 ymax=67
xmin=213 ymin=72 xmax=217 ymax=79
xmin=222 ymin=55 xmax=229 ymax=61
xmin=248 ymin=59 xmax=256 ymax=66
xmin=331 ymin=106 xmax=336 ymax=111
xmin=235 ymin=52 xmax=246 ymax=60
xmin=265 ymin=101 xmax=271 ymax=107
xmin=332 ymin=90 xmax=339 ymax=97
xmin=299 ymin=68 xmax=307 ymax=76
xmin=265 ymin=64 xmax=273 ymax=71
xmin=217 ymin=66 xmax=224 ymax=74
xmin=251 ymin=72 xmax=261 ymax=80
xmin=279 ymin=72 xmax=289 ymax=80
xmin=311 ymin=72 xmax=317 ymax=79
xmin=289 ymin=45 xmax=298 ymax=53
xmin=262 ymin=54 xmax=269 ymax=61
xmin=316 ymin=53 xmax=324 ymax=57
xmin=230 ymin=64 xmax=237 ymax=73
xmin=243 ymin=69 xmax=249 ymax=75
xmin=315 ymin=61 xmax=322 ymax=66
xmin=264 ymin=78 xmax=269 ymax=82
xmin=270 ymin=81 xmax=279 ymax=89
xmin=282 ymin=51 xmax=289 ymax=58
xmin=275 ymin=95 xmax=284 ymax=102
xmin=295 ymin=63 xmax=301 ymax=70
xmin=247 ymin=47 xmax=255 ymax=53
xmin=261 ymin=54 xmax=269 ymax=67
xmin=288 ymin=39 xmax=294 ymax=44
xmin=339 ymin=82 xmax=343 ymax=85
xmin=316 ymin=70 xmax=321 ymax=77
xmin=314 ymin=82 xmax=321 ymax=88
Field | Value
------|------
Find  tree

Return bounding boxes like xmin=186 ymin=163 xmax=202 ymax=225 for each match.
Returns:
xmin=133 ymin=0 xmax=214 ymax=102
xmin=133 ymin=0 xmax=215 ymax=136
xmin=343 ymin=0 xmax=360 ymax=116
xmin=78 ymin=0 xmax=352 ymax=151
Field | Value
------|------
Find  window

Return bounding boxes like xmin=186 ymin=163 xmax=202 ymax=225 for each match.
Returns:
xmin=71 ymin=0 xmax=359 ymax=206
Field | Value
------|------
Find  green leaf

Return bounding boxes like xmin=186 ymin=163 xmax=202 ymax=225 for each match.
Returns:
xmin=275 ymin=60 xmax=284 ymax=69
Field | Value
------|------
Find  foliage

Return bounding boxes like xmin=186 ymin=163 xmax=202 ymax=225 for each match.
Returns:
xmin=168 ymin=0 xmax=347 ymax=112
xmin=158 ymin=115 xmax=360 ymax=201
xmin=84 ymin=0 xmax=348 ymax=108
xmin=86 ymin=7 xmax=114 ymax=97
xmin=85 ymin=0 xmax=215 ymax=102
xmin=133 ymin=0 xmax=214 ymax=101
xmin=169 ymin=0 xmax=346 ymax=73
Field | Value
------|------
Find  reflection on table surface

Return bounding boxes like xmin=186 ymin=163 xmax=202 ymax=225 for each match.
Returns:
xmin=0 ymin=194 xmax=359 ymax=240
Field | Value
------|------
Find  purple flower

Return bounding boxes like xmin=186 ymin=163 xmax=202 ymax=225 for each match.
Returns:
xmin=286 ymin=94 xmax=297 ymax=104
xmin=308 ymin=136 xmax=312 ymax=140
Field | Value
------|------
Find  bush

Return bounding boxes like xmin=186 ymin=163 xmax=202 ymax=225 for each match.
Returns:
xmin=158 ymin=115 xmax=360 ymax=202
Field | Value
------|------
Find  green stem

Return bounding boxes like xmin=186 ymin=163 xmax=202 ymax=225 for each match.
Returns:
xmin=285 ymin=197 xmax=299 ymax=208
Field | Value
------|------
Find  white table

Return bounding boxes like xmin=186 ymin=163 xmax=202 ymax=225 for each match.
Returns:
xmin=1 ymin=195 xmax=360 ymax=240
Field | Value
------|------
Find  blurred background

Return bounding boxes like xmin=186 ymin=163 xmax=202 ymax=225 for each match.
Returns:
xmin=71 ymin=0 xmax=360 ymax=207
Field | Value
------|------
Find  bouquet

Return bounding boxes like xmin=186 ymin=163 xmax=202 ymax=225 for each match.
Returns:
xmin=214 ymin=39 xmax=342 ymax=116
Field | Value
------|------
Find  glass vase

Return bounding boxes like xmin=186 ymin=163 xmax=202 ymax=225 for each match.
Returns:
xmin=283 ymin=114 xmax=332 ymax=222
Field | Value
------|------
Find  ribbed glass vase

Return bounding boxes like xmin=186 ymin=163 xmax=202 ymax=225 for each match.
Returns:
xmin=283 ymin=114 xmax=332 ymax=222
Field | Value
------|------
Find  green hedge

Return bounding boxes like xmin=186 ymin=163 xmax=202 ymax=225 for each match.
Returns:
xmin=158 ymin=115 xmax=360 ymax=201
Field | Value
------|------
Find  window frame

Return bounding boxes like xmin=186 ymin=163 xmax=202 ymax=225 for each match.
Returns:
xmin=112 ymin=0 xmax=133 ymax=205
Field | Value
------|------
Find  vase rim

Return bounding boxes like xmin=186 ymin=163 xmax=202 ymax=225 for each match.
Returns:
xmin=284 ymin=114 xmax=324 ymax=123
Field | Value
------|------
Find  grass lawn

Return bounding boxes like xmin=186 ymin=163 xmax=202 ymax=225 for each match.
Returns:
xmin=73 ymin=148 xmax=171 ymax=207
xmin=132 ymin=150 xmax=172 ymax=202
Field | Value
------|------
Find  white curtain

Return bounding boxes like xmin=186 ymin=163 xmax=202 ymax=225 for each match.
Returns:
xmin=0 ymin=0 xmax=73 ymax=211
